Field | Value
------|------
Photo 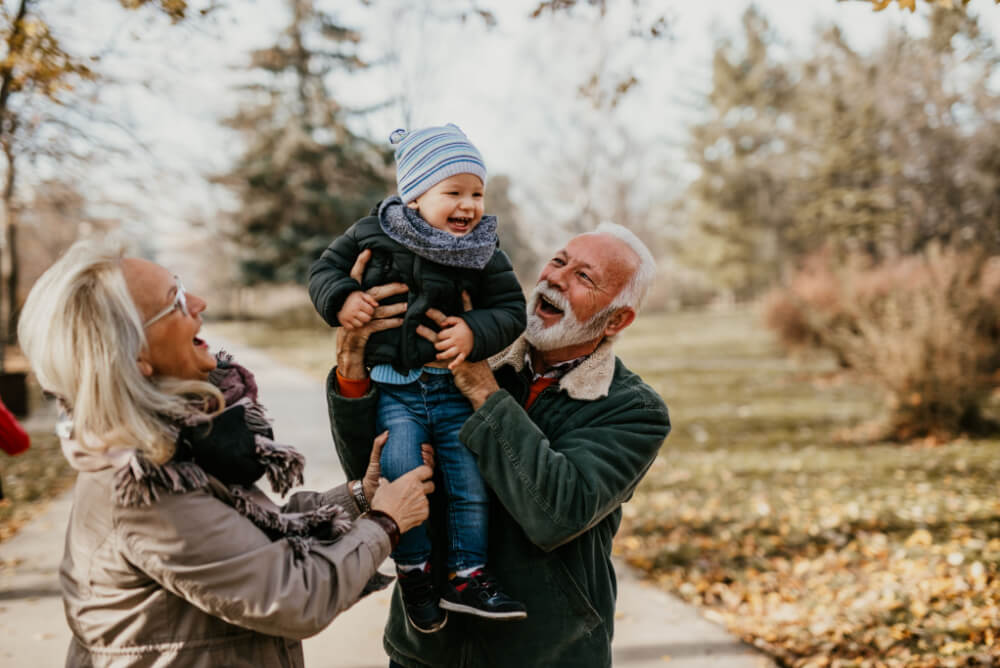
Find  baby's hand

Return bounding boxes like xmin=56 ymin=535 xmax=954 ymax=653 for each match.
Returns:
xmin=338 ymin=290 xmax=379 ymax=330
xmin=435 ymin=317 xmax=474 ymax=370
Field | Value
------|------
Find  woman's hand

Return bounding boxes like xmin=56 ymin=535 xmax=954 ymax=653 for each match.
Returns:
xmin=336 ymin=249 xmax=408 ymax=380
xmin=362 ymin=432 xmax=434 ymax=505
xmin=370 ymin=466 xmax=434 ymax=533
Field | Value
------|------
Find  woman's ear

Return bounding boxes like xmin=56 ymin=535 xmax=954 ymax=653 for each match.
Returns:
xmin=137 ymin=356 xmax=153 ymax=378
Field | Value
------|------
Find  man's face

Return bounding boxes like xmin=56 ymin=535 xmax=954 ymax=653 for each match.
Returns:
xmin=407 ymin=173 xmax=485 ymax=237
xmin=524 ymin=234 xmax=639 ymax=351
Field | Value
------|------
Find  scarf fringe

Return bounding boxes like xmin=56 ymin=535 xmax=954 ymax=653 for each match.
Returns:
xmin=229 ymin=487 xmax=351 ymax=538
xmin=114 ymin=455 xmax=209 ymax=507
xmin=360 ymin=571 xmax=395 ymax=598
xmin=287 ymin=536 xmax=312 ymax=562
xmin=239 ymin=399 xmax=273 ymax=433
xmin=255 ymin=435 xmax=305 ymax=496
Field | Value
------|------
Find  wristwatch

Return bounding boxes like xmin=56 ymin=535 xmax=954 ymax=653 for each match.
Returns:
xmin=350 ymin=479 xmax=371 ymax=513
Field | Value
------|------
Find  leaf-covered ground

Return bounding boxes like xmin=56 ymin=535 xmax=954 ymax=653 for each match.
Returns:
xmin=0 ymin=431 xmax=73 ymax=542
xmin=615 ymin=309 xmax=1000 ymax=667
xmin=211 ymin=309 xmax=1000 ymax=666
xmin=0 ymin=372 xmax=74 ymax=542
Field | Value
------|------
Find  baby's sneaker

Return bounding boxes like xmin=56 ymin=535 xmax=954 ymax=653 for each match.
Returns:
xmin=396 ymin=564 xmax=448 ymax=633
xmin=439 ymin=567 xmax=527 ymax=620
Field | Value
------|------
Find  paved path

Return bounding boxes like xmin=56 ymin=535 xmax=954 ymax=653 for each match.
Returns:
xmin=0 ymin=335 xmax=773 ymax=667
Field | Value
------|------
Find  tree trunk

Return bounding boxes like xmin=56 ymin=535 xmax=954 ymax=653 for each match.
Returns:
xmin=6 ymin=215 xmax=17 ymax=346
xmin=0 ymin=0 xmax=29 ymax=367
xmin=2 ymin=128 xmax=17 ymax=349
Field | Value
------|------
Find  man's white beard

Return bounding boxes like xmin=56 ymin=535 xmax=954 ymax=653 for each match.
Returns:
xmin=523 ymin=282 xmax=613 ymax=351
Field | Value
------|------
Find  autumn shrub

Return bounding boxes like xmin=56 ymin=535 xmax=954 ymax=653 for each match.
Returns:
xmin=761 ymin=250 xmax=846 ymax=361
xmin=763 ymin=246 xmax=1000 ymax=440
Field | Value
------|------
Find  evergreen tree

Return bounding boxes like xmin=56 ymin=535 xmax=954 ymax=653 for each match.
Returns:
xmin=218 ymin=0 xmax=393 ymax=285
xmin=677 ymin=8 xmax=795 ymax=298
xmin=679 ymin=7 xmax=1000 ymax=298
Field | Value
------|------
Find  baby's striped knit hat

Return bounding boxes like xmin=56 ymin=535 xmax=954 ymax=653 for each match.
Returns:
xmin=390 ymin=124 xmax=487 ymax=204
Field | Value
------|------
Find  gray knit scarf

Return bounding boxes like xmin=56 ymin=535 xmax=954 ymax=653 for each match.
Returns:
xmin=378 ymin=195 xmax=498 ymax=269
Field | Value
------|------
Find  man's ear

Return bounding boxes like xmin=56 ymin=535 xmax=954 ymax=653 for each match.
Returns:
xmin=603 ymin=307 xmax=636 ymax=338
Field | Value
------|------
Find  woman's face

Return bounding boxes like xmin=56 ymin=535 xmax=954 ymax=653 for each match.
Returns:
xmin=122 ymin=258 xmax=216 ymax=381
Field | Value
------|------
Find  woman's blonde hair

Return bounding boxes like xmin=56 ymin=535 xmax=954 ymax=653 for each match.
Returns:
xmin=18 ymin=239 xmax=222 ymax=464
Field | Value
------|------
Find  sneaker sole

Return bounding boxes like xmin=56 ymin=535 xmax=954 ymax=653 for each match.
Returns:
xmin=406 ymin=611 xmax=449 ymax=634
xmin=439 ymin=600 xmax=527 ymax=620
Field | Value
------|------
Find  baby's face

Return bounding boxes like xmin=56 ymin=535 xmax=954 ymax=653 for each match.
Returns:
xmin=407 ymin=173 xmax=485 ymax=237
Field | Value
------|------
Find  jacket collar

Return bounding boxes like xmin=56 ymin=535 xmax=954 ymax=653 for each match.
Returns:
xmin=489 ymin=335 xmax=617 ymax=401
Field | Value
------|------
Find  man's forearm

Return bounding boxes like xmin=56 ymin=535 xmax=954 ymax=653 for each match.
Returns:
xmin=336 ymin=330 xmax=370 ymax=381
xmin=326 ymin=368 xmax=379 ymax=481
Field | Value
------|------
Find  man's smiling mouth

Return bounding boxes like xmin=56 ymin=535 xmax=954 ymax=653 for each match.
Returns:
xmin=538 ymin=294 xmax=564 ymax=316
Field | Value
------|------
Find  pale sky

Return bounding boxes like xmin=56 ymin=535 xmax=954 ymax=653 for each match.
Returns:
xmin=33 ymin=0 xmax=1000 ymax=263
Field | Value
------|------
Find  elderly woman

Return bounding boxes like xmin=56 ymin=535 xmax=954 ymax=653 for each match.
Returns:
xmin=17 ymin=239 xmax=432 ymax=667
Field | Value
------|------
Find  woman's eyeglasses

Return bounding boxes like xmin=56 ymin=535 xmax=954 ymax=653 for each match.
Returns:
xmin=143 ymin=276 xmax=189 ymax=328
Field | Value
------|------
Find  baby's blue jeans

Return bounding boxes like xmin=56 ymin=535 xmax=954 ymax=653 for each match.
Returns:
xmin=375 ymin=373 xmax=488 ymax=570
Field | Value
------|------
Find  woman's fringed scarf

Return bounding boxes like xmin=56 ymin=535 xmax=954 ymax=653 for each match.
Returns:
xmin=58 ymin=352 xmax=354 ymax=562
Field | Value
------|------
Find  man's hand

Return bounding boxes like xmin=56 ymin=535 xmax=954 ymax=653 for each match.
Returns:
xmin=336 ymin=249 xmax=408 ymax=380
xmin=338 ymin=291 xmax=378 ymax=330
xmin=418 ymin=301 xmax=500 ymax=410
xmin=434 ymin=317 xmax=474 ymax=370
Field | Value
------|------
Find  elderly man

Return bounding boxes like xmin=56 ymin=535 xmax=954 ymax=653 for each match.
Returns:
xmin=326 ymin=223 xmax=670 ymax=668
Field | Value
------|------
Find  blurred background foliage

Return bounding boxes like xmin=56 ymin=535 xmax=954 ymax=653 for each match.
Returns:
xmin=680 ymin=7 xmax=1000 ymax=297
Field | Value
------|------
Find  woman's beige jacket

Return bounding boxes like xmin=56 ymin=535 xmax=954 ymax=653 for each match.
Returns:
xmin=60 ymin=466 xmax=391 ymax=667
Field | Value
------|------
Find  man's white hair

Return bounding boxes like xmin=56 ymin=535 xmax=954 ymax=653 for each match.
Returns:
xmin=592 ymin=222 xmax=656 ymax=313
xmin=18 ymin=239 xmax=221 ymax=464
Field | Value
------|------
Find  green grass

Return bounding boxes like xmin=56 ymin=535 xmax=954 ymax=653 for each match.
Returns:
xmin=211 ymin=308 xmax=1000 ymax=666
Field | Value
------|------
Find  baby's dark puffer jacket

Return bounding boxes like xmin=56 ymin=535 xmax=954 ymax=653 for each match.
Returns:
xmin=308 ymin=202 xmax=527 ymax=373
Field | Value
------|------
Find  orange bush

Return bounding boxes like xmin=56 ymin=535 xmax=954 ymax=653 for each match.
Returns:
xmin=763 ymin=246 xmax=1000 ymax=440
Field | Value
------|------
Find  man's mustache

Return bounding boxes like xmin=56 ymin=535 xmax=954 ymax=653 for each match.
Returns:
xmin=529 ymin=281 xmax=571 ymax=316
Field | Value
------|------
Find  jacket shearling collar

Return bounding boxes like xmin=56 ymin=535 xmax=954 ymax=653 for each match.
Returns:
xmin=488 ymin=335 xmax=616 ymax=401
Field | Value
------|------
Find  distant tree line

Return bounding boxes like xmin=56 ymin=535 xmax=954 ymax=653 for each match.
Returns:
xmin=677 ymin=7 xmax=1000 ymax=298
xmin=679 ymin=7 xmax=1000 ymax=440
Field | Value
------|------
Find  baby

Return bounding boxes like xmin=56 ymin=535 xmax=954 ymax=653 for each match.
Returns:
xmin=309 ymin=124 xmax=527 ymax=633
